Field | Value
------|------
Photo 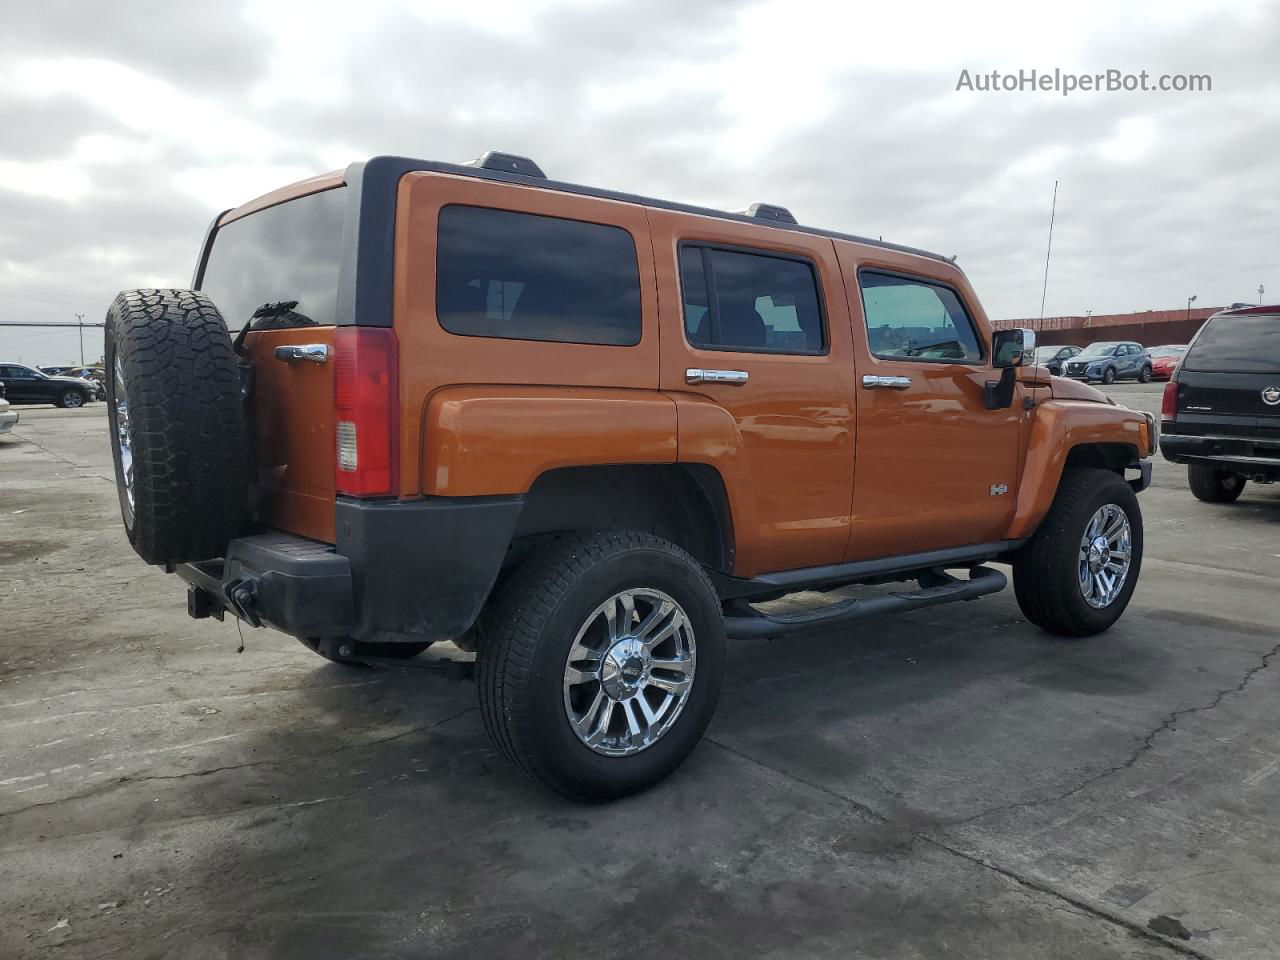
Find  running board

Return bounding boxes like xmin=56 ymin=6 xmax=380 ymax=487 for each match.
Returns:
xmin=723 ymin=565 xmax=1007 ymax=640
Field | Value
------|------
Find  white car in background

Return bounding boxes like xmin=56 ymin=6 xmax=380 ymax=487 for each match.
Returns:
xmin=0 ymin=382 xmax=18 ymax=434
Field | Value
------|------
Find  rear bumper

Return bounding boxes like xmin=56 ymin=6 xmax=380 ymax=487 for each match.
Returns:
xmin=176 ymin=495 xmax=524 ymax=643
xmin=1160 ymin=432 xmax=1280 ymax=478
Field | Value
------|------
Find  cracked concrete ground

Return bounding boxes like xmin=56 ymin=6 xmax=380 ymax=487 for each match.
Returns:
xmin=2 ymin=384 xmax=1278 ymax=960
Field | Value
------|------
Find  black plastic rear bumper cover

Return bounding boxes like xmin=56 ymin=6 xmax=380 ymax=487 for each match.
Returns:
xmin=1161 ymin=432 xmax=1280 ymax=477
xmin=176 ymin=495 xmax=524 ymax=643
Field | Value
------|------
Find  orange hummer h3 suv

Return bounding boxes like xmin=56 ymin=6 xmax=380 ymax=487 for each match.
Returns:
xmin=105 ymin=151 xmax=1156 ymax=801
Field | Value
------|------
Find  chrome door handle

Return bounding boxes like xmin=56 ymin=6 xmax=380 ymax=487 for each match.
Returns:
xmin=862 ymin=374 xmax=912 ymax=389
xmin=686 ymin=368 xmax=749 ymax=385
xmin=274 ymin=344 xmax=329 ymax=364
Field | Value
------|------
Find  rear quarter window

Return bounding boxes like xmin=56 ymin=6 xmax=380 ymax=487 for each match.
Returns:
xmin=435 ymin=205 xmax=642 ymax=346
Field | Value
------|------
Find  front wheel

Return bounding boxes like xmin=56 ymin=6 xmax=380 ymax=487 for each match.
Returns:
xmin=1187 ymin=464 xmax=1245 ymax=503
xmin=477 ymin=531 xmax=725 ymax=802
xmin=1101 ymin=367 xmax=1117 ymax=385
xmin=1014 ymin=468 xmax=1143 ymax=636
xmin=59 ymin=389 xmax=85 ymax=409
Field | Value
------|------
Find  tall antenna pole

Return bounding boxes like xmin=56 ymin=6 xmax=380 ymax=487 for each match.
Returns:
xmin=1038 ymin=180 xmax=1058 ymax=333
xmin=75 ymin=313 xmax=85 ymax=366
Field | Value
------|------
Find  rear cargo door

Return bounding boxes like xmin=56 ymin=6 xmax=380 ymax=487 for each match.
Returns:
xmin=1178 ymin=313 xmax=1280 ymax=437
xmin=198 ymin=185 xmax=347 ymax=543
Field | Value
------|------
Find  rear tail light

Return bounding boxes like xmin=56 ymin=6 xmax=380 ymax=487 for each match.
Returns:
xmin=1161 ymin=380 xmax=1178 ymax=421
xmin=334 ymin=327 xmax=398 ymax=496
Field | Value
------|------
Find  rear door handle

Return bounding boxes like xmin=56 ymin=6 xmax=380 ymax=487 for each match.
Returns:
xmin=861 ymin=375 xmax=912 ymax=389
xmin=686 ymin=368 xmax=749 ymax=385
xmin=274 ymin=344 xmax=329 ymax=364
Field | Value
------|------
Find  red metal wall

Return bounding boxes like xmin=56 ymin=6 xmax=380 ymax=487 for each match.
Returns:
xmin=993 ymin=307 xmax=1222 ymax=348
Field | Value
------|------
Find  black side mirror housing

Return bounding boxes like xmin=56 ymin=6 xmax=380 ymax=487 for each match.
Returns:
xmin=986 ymin=328 xmax=1036 ymax=410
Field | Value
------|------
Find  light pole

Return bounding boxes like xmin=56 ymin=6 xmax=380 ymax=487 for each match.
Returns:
xmin=1260 ymin=284 xmax=1266 ymax=306
xmin=74 ymin=313 xmax=85 ymax=366
xmin=1186 ymin=295 xmax=1197 ymax=326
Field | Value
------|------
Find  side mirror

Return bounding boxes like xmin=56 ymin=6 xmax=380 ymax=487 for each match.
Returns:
xmin=992 ymin=327 xmax=1036 ymax=368
xmin=987 ymin=328 xmax=1036 ymax=410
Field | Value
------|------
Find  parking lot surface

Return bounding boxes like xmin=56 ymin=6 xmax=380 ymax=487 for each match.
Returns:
xmin=2 ymin=384 xmax=1278 ymax=959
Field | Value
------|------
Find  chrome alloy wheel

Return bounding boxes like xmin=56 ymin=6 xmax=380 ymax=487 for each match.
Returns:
xmin=112 ymin=357 xmax=134 ymax=508
xmin=562 ymin=588 xmax=696 ymax=757
xmin=1079 ymin=503 xmax=1132 ymax=608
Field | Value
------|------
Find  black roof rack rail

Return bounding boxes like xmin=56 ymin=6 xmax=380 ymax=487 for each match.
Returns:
xmin=740 ymin=202 xmax=797 ymax=224
xmin=463 ymin=151 xmax=546 ymax=179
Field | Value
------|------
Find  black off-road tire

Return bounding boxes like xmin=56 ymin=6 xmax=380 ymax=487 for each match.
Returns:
xmin=298 ymin=638 xmax=432 ymax=667
xmin=1013 ymin=468 xmax=1143 ymax=637
xmin=1138 ymin=364 xmax=1152 ymax=383
xmin=105 ymin=289 xmax=248 ymax=564
xmin=1101 ymin=366 xmax=1117 ymax=385
xmin=1187 ymin=464 xmax=1246 ymax=503
xmin=477 ymin=531 xmax=725 ymax=802
xmin=58 ymin=388 xmax=87 ymax=408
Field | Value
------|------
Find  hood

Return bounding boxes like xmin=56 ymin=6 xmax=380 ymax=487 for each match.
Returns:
xmin=45 ymin=375 xmax=94 ymax=387
xmin=1050 ymin=375 xmax=1113 ymax=404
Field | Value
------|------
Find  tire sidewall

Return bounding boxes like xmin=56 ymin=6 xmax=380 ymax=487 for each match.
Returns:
xmin=103 ymin=322 xmax=136 ymax=534
xmin=1054 ymin=476 xmax=1143 ymax=632
xmin=521 ymin=546 xmax=725 ymax=798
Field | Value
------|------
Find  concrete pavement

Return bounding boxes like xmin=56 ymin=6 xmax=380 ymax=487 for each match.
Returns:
xmin=2 ymin=386 xmax=1278 ymax=959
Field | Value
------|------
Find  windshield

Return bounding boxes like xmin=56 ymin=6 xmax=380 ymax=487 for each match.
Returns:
xmin=1149 ymin=346 xmax=1186 ymax=358
xmin=1183 ymin=315 xmax=1280 ymax=373
xmin=199 ymin=186 xmax=346 ymax=329
xmin=1078 ymin=342 xmax=1119 ymax=358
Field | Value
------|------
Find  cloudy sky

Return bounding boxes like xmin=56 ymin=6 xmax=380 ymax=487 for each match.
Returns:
xmin=1 ymin=0 xmax=1276 ymax=365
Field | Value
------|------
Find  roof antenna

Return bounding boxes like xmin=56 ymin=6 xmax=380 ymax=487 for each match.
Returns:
xmin=1038 ymin=179 xmax=1059 ymax=335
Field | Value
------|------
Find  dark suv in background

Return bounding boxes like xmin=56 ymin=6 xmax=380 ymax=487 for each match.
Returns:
xmin=0 ymin=363 xmax=98 ymax=408
xmin=1160 ymin=305 xmax=1280 ymax=502
xmin=1063 ymin=341 xmax=1152 ymax=384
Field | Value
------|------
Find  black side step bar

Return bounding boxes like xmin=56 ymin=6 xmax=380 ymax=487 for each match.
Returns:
xmin=723 ymin=565 xmax=1007 ymax=640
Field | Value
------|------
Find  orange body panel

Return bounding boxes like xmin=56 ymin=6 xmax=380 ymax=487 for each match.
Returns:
xmin=832 ymin=241 xmax=1029 ymax=560
xmin=648 ymin=208 xmax=856 ymax=576
xmin=422 ymin=386 xmax=677 ymax=495
xmin=393 ymin=173 xmax=662 ymax=496
xmin=226 ymin=164 xmax=1151 ymax=567
xmin=1007 ymin=399 xmax=1149 ymax=540
xmin=242 ymin=327 xmax=337 ymax=543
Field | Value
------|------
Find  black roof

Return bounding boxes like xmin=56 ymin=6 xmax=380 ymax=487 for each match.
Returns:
xmin=360 ymin=154 xmax=956 ymax=268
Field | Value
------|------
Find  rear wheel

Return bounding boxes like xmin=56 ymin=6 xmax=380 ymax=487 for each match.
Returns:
xmin=1014 ymin=468 xmax=1143 ymax=636
xmin=1102 ymin=366 xmax=1117 ymax=385
xmin=58 ymin=388 xmax=85 ymax=409
xmin=1138 ymin=365 xmax=1152 ymax=383
xmin=1187 ymin=464 xmax=1245 ymax=503
xmin=477 ymin=531 xmax=725 ymax=802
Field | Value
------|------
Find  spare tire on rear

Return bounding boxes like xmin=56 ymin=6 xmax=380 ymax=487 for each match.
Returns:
xmin=105 ymin=289 xmax=249 ymax=564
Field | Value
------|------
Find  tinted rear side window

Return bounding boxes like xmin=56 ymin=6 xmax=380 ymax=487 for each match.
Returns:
xmin=679 ymin=245 xmax=825 ymax=353
xmin=1184 ymin=315 xmax=1280 ymax=373
xmin=200 ymin=187 xmax=346 ymax=329
xmin=436 ymin=205 xmax=642 ymax=346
